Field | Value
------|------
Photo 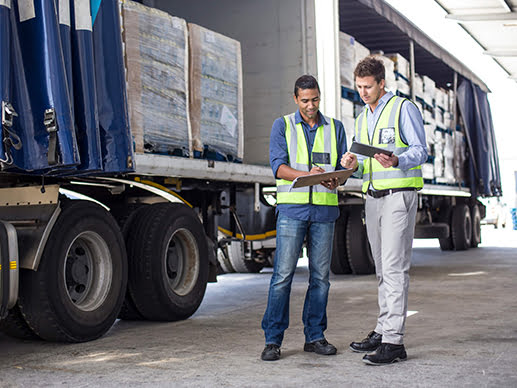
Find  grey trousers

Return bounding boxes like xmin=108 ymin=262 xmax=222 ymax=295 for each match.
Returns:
xmin=365 ymin=190 xmax=417 ymax=345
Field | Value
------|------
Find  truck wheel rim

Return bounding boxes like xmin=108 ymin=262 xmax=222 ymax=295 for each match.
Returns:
xmin=64 ymin=231 xmax=113 ymax=312
xmin=165 ymin=228 xmax=199 ymax=296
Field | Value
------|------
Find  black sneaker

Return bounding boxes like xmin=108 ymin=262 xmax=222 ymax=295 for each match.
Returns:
xmin=362 ymin=343 xmax=407 ymax=365
xmin=349 ymin=331 xmax=382 ymax=353
xmin=303 ymin=339 xmax=337 ymax=355
xmin=261 ymin=344 xmax=281 ymax=361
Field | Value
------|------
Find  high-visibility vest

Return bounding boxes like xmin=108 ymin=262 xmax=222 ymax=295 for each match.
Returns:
xmin=355 ymin=96 xmax=423 ymax=193
xmin=276 ymin=113 xmax=338 ymax=206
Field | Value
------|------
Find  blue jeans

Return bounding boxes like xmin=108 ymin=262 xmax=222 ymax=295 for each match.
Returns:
xmin=261 ymin=213 xmax=335 ymax=346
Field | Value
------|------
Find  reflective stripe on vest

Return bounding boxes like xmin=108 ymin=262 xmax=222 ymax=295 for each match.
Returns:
xmin=276 ymin=113 xmax=338 ymax=205
xmin=355 ymin=96 xmax=423 ymax=193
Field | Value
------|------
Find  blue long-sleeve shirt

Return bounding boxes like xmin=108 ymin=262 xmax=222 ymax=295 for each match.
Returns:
xmin=355 ymin=92 xmax=427 ymax=181
xmin=270 ymin=110 xmax=348 ymax=222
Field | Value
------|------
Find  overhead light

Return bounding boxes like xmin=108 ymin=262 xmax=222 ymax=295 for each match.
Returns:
xmin=445 ymin=12 xmax=517 ymax=22
xmin=483 ymin=49 xmax=517 ymax=57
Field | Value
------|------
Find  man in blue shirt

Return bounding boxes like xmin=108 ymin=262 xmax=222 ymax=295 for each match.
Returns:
xmin=261 ymin=75 xmax=348 ymax=361
xmin=342 ymin=56 xmax=427 ymax=365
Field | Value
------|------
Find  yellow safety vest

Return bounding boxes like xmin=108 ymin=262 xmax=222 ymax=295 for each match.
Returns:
xmin=276 ymin=113 xmax=338 ymax=206
xmin=354 ymin=96 xmax=423 ymax=193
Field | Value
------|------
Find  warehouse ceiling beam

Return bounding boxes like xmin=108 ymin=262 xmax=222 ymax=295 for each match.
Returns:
xmin=445 ymin=12 xmax=517 ymax=22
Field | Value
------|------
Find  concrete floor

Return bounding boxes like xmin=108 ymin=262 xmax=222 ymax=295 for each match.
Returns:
xmin=1 ymin=226 xmax=517 ymax=387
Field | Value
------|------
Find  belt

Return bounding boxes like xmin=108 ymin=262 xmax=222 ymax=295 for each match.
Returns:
xmin=366 ymin=187 xmax=416 ymax=198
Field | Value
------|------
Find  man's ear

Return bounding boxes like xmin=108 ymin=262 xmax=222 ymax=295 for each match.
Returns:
xmin=380 ymin=79 xmax=386 ymax=90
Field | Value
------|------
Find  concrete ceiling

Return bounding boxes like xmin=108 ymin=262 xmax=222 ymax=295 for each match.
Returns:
xmin=435 ymin=0 xmax=517 ymax=80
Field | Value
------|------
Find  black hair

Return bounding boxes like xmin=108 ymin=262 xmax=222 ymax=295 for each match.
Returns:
xmin=354 ymin=56 xmax=385 ymax=84
xmin=294 ymin=75 xmax=320 ymax=97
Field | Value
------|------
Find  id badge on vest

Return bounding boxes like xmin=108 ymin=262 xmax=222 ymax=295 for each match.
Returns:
xmin=379 ymin=127 xmax=395 ymax=144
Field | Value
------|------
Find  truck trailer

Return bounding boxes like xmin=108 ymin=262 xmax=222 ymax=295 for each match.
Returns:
xmin=0 ymin=0 xmax=500 ymax=343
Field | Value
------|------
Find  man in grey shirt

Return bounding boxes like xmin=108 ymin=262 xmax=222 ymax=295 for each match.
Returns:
xmin=341 ymin=56 xmax=427 ymax=365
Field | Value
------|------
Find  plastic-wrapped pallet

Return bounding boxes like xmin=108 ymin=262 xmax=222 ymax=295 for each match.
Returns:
xmin=189 ymin=23 xmax=243 ymax=160
xmin=414 ymin=74 xmax=424 ymax=100
xmin=435 ymin=88 xmax=448 ymax=109
xmin=372 ymin=55 xmax=396 ymax=93
xmin=434 ymin=130 xmax=444 ymax=178
xmin=341 ymin=116 xmax=356 ymax=151
xmin=435 ymin=109 xmax=445 ymax=129
xmin=448 ymin=89 xmax=455 ymax=112
xmin=339 ymin=32 xmax=355 ymax=89
xmin=424 ymin=124 xmax=435 ymax=152
xmin=423 ymin=75 xmax=436 ymax=105
xmin=341 ymin=98 xmax=354 ymax=117
xmin=121 ymin=0 xmax=191 ymax=155
xmin=355 ymin=41 xmax=370 ymax=66
xmin=423 ymin=109 xmax=434 ymax=125
xmin=444 ymin=158 xmax=455 ymax=183
xmin=396 ymin=78 xmax=410 ymax=96
xmin=444 ymin=132 xmax=454 ymax=159
xmin=385 ymin=53 xmax=410 ymax=80
xmin=339 ymin=32 xmax=370 ymax=89
xmin=422 ymin=163 xmax=435 ymax=180
xmin=444 ymin=112 xmax=453 ymax=129
xmin=454 ymin=131 xmax=466 ymax=182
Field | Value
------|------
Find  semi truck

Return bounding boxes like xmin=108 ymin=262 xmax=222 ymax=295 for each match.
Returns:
xmin=0 ymin=0 xmax=501 ymax=343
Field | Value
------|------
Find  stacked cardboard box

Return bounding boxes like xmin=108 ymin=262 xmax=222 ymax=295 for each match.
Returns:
xmin=454 ymin=131 xmax=466 ymax=182
xmin=423 ymin=75 xmax=436 ymax=106
xmin=339 ymin=32 xmax=370 ymax=89
xmin=443 ymin=132 xmax=455 ymax=183
xmin=189 ymin=24 xmax=243 ymax=160
xmin=386 ymin=53 xmax=410 ymax=80
xmin=433 ymin=131 xmax=444 ymax=179
xmin=372 ymin=54 xmax=396 ymax=93
xmin=414 ymin=75 xmax=424 ymax=100
xmin=121 ymin=0 xmax=191 ymax=155
xmin=341 ymin=98 xmax=356 ymax=148
xmin=386 ymin=53 xmax=410 ymax=95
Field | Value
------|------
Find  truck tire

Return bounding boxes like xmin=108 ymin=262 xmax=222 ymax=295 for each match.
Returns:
xmin=346 ymin=208 xmax=375 ymax=275
xmin=126 ymin=203 xmax=209 ymax=321
xmin=216 ymin=246 xmax=235 ymax=274
xmin=439 ymin=235 xmax=454 ymax=251
xmin=470 ymin=205 xmax=481 ymax=248
xmin=0 ymin=304 xmax=40 ymax=340
xmin=18 ymin=200 xmax=127 ymax=342
xmin=118 ymin=205 xmax=151 ymax=321
xmin=227 ymin=240 xmax=264 ymax=273
xmin=451 ymin=204 xmax=472 ymax=250
xmin=331 ymin=210 xmax=352 ymax=274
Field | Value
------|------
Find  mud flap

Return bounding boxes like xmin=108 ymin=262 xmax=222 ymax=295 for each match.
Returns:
xmin=0 ymin=221 xmax=18 ymax=319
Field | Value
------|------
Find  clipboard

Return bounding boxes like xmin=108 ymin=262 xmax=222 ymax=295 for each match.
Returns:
xmin=289 ymin=169 xmax=354 ymax=190
xmin=350 ymin=141 xmax=393 ymax=158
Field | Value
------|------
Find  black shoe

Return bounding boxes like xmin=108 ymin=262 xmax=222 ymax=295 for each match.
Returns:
xmin=349 ymin=331 xmax=382 ymax=353
xmin=261 ymin=344 xmax=281 ymax=361
xmin=303 ymin=339 xmax=337 ymax=355
xmin=362 ymin=343 xmax=407 ymax=365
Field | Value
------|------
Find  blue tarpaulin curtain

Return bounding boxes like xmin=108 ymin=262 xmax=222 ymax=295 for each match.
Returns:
xmin=457 ymin=79 xmax=502 ymax=197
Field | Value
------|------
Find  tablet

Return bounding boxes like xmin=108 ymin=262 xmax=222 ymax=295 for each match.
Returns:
xmin=350 ymin=141 xmax=393 ymax=158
